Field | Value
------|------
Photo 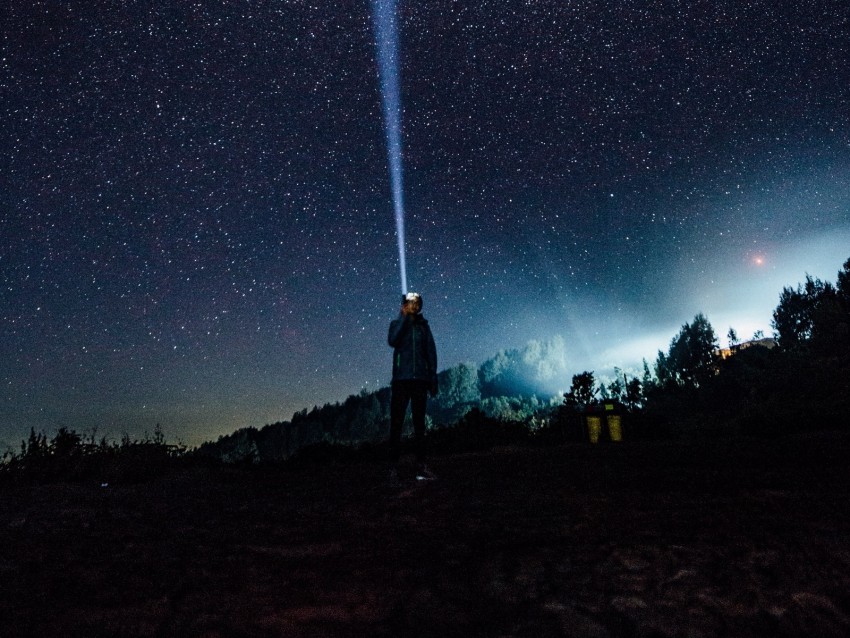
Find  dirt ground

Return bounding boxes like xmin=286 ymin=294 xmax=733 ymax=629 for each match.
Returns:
xmin=2 ymin=431 xmax=850 ymax=637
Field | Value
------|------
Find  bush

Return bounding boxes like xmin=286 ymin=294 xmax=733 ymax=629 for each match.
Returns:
xmin=0 ymin=426 xmax=188 ymax=484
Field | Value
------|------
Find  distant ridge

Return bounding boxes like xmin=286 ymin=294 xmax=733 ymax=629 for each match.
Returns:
xmin=196 ymin=338 xmax=568 ymax=463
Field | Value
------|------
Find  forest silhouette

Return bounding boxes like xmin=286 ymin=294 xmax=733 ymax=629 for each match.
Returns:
xmin=190 ymin=255 xmax=849 ymax=466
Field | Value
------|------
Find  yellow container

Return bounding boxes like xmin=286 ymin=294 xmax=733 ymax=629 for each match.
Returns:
xmin=607 ymin=415 xmax=623 ymax=442
xmin=587 ymin=416 xmax=602 ymax=444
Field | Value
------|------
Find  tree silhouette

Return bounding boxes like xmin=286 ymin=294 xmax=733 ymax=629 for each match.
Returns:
xmin=564 ymin=371 xmax=597 ymax=408
xmin=655 ymin=313 xmax=718 ymax=389
xmin=727 ymin=327 xmax=739 ymax=348
xmin=812 ymin=258 xmax=850 ymax=353
xmin=772 ymin=275 xmax=835 ymax=349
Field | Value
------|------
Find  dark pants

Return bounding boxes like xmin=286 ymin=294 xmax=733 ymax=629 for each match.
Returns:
xmin=389 ymin=380 xmax=429 ymax=463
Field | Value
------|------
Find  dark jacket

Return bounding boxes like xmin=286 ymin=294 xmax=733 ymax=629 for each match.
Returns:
xmin=388 ymin=312 xmax=438 ymax=386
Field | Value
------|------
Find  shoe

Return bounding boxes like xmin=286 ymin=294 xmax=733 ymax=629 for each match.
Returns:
xmin=415 ymin=464 xmax=437 ymax=481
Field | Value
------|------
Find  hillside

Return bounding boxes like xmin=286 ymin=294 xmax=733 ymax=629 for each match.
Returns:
xmin=198 ymin=337 xmax=568 ymax=463
xmin=2 ymin=432 xmax=849 ymax=637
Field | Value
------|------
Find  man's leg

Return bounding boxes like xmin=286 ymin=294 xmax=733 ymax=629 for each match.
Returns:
xmin=410 ymin=381 xmax=429 ymax=465
xmin=389 ymin=381 xmax=411 ymax=464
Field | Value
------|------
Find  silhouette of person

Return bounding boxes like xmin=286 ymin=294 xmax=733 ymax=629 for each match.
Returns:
xmin=387 ymin=291 xmax=438 ymax=481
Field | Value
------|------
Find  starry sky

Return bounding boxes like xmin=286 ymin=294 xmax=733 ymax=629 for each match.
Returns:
xmin=3 ymin=0 xmax=849 ymax=448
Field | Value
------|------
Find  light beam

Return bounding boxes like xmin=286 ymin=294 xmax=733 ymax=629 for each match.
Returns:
xmin=372 ymin=0 xmax=408 ymax=294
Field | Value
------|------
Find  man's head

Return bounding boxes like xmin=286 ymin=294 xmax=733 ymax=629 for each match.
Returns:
xmin=402 ymin=292 xmax=423 ymax=315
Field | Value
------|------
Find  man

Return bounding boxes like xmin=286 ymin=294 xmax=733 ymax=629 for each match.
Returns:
xmin=387 ymin=291 xmax=438 ymax=481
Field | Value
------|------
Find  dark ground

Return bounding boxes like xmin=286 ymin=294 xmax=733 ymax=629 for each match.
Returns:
xmin=2 ymin=431 xmax=850 ymax=637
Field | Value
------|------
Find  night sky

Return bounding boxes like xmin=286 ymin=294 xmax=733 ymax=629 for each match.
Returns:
xmin=3 ymin=0 xmax=849 ymax=448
